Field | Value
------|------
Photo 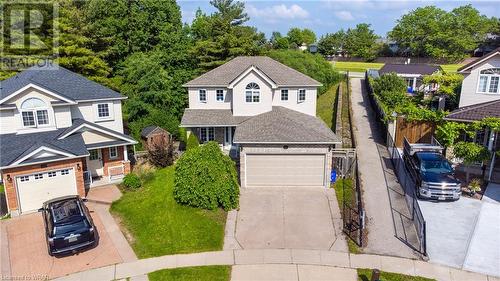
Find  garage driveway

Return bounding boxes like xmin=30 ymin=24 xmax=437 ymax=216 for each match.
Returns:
xmin=0 ymin=201 xmax=132 ymax=279
xmin=235 ymin=188 xmax=342 ymax=250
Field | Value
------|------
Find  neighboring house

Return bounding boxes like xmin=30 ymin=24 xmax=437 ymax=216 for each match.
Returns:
xmin=378 ymin=63 xmax=442 ymax=93
xmin=0 ymin=65 xmax=137 ymax=215
xmin=445 ymin=47 xmax=500 ymax=183
xmin=180 ymin=56 xmax=340 ymax=189
xmin=141 ymin=125 xmax=171 ymax=150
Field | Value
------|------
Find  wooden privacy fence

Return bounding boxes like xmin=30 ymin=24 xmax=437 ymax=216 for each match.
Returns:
xmin=393 ymin=117 xmax=436 ymax=148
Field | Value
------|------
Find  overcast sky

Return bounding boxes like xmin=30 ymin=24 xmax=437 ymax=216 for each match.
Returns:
xmin=177 ymin=0 xmax=500 ymax=38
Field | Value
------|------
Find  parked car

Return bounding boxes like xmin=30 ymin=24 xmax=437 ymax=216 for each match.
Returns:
xmin=40 ymin=195 xmax=98 ymax=256
xmin=403 ymin=137 xmax=461 ymax=201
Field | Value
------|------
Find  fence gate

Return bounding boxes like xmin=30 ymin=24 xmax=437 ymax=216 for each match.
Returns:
xmin=332 ymin=149 xmax=364 ymax=247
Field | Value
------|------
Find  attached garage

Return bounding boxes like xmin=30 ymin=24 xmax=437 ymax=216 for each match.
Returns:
xmin=245 ymin=154 xmax=327 ymax=187
xmin=16 ymin=168 xmax=78 ymax=213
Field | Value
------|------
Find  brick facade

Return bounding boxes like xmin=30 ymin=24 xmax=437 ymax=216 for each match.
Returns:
xmin=1 ymin=158 xmax=86 ymax=212
xmin=100 ymin=146 xmax=131 ymax=177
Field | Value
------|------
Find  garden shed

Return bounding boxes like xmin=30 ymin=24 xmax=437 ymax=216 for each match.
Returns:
xmin=141 ymin=126 xmax=172 ymax=150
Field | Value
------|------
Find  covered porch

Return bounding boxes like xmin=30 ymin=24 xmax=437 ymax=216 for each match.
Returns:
xmin=187 ymin=126 xmax=240 ymax=158
xmin=83 ymin=144 xmax=131 ymax=187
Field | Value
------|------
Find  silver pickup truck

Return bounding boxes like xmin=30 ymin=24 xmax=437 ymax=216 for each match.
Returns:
xmin=403 ymin=137 xmax=461 ymax=201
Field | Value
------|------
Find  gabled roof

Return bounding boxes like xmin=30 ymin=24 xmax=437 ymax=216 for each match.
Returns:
xmin=233 ymin=107 xmax=340 ymax=144
xmin=458 ymin=47 xmax=500 ymax=73
xmin=0 ymin=129 xmax=88 ymax=168
xmin=0 ymin=65 xmax=124 ymax=103
xmin=58 ymin=118 xmax=137 ymax=143
xmin=379 ymin=64 xmax=442 ymax=76
xmin=183 ymin=56 xmax=322 ymax=88
xmin=140 ymin=126 xmax=169 ymax=138
xmin=445 ymin=99 xmax=500 ymax=122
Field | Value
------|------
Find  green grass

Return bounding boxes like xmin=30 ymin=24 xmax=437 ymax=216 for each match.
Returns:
xmin=111 ymin=166 xmax=227 ymax=258
xmin=332 ymin=61 xmax=464 ymax=73
xmin=332 ymin=61 xmax=384 ymax=73
xmin=149 ymin=266 xmax=231 ymax=281
xmin=357 ymin=268 xmax=436 ymax=281
xmin=317 ymin=83 xmax=339 ymax=129
xmin=0 ymin=184 xmax=4 ymax=194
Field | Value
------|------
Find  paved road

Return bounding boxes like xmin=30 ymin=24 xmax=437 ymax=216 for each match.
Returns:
xmin=350 ymin=77 xmax=418 ymax=258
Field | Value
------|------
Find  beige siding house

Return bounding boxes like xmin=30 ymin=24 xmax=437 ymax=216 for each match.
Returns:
xmin=0 ymin=65 xmax=137 ymax=215
xmin=181 ymin=56 xmax=340 ymax=189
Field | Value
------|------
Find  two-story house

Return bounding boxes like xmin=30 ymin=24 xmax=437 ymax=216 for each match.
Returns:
xmin=180 ymin=56 xmax=340 ymax=189
xmin=445 ymin=47 xmax=500 ymax=182
xmin=0 ymin=65 xmax=137 ymax=215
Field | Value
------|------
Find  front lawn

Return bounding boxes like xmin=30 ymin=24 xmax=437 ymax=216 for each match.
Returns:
xmin=149 ymin=266 xmax=231 ymax=281
xmin=317 ymin=83 xmax=339 ymax=129
xmin=111 ymin=166 xmax=227 ymax=258
xmin=0 ymin=184 xmax=4 ymax=194
xmin=357 ymin=268 xmax=436 ymax=281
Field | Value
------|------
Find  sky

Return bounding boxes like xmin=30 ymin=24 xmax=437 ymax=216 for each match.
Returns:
xmin=177 ymin=0 xmax=500 ymax=38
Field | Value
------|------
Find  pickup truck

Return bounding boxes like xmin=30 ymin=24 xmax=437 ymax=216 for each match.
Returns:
xmin=403 ymin=137 xmax=461 ymax=201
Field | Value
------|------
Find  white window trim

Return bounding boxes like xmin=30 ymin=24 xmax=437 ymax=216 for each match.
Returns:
xmin=245 ymin=90 xmax=260 ymax=103
xmin=198 ymin=89 xmax=207 ymax=103
xmin=216 ymin=89 xmax=225 ymax=102
xmin=199 ymin=127 xmax=215 ymax=143
xmin=477 ymin=74 xmax=500 ymax=95
xmin=281 ymin=89 xmax=289 ymax=101
xmin=109 ymin=146 xmax=118 ymax=159
xmin=298 ymin=89 xmax=306 ymax=103
xmin=22 ymin=109 xmax=51 ymax=128
xmin=95 ymin=102 xmax=114 ymax=121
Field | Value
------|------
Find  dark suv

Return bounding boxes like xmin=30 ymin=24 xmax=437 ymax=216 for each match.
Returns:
xmin=40 ymin=195 xmax=98 ymax=256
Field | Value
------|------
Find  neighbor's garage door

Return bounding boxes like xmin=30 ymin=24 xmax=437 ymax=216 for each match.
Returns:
xmin=245 ymin=154 xmax=326 ymax=187
xmin=16 ymin=168 xmax=78 ymax=213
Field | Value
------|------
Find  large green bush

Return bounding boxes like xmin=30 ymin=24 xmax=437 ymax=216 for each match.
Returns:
xmin=186 ymin=133 xmax=200 ymax=150
xmin=173 ymin=142 xmax=239 ymax=210
xmin=267 ymin=49 xmax=341 ymax=94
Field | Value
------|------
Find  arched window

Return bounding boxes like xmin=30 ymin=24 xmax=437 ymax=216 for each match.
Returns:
xmin=245 ymin=82 xmax=260 ymax=103
xmin=20 ymin=97 xmax=49 ymax=127
xmin=478 ymin=68 xmax=500 ymax=94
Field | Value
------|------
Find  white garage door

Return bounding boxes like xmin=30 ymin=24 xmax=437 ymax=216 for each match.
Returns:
xmin=16 ymin=168 xmax=78 ymax=213
xmin=245 ymin=154 xmax=326 ymax=187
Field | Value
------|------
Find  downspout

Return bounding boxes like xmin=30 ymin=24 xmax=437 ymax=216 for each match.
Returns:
xmin=488 ymin=131 xmax=497 ymax=181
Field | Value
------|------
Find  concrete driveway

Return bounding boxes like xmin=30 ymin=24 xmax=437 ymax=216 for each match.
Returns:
xmin=234 ymin=188 xmax=343 ymax=250
xmin=0 ymin=200 xmax=133 ymax=279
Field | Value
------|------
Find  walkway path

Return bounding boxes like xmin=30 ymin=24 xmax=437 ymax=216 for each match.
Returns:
xmin=53 ymin=248 xmax=496 ymax=281
xmin=349 ymin=77 xmax=419 ymax=258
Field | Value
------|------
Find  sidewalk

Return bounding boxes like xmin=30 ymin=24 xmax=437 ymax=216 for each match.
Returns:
xmin=53 ymin=248 xmax=496 ymax=281
xmin=349 ymin=77 xmax=419 ymax=258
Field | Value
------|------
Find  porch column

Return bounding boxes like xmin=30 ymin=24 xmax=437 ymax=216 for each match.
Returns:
xmin=123 ymin=145 xmax=129 ymax=161
xmin=412 ymin=77 xmax=417 ymax=90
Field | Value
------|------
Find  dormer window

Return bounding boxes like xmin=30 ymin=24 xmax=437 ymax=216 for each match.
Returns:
xmin=245 ymin=82 xmax=260 ymax=103
xmin=477 ymin=68 xmax=500 ymax=94
xmin=20 ymin=98 xmax=49 ymax=128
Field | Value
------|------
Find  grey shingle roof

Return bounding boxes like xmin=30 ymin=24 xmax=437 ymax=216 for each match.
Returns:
xmin=445 ymin=100 xmax=500 ymax=122
xmin=233 ymin=107 xmax=340 ymax=144
xmin=0 ymin=118 xmax=136 ymax=167
xmin=379 ymin=64 xmax=442 ymax=76
xmin=0 ymin=129 xmax=88 ymax=167
xmin=181 ymin=109 xmax=251 ymax=127
xmin=458 ymin=47 xmax=500 ymax=73
xmin=183 ymin=56 xmax=322 ymax=87
xmin=0 ymin=65 xmax=123 ymax=101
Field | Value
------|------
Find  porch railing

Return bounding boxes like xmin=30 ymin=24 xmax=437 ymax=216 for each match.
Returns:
xmin=108 ymin=165 xmax=125 ymax=181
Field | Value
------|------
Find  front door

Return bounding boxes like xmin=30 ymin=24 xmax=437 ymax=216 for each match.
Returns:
xmin=87 ymin=149 xmax=104 ymax=177
xmin=224 ymin=127 xmax=233 ymax=148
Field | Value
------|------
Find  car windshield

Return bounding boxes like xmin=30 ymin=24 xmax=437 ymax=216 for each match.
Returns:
xmin=50 ymin=199 xmax=82 ymax=224
xmin=420 ymin=159 xmax=453 ymax=174
xmin=53 ymin=219 xmax=89 ymax=236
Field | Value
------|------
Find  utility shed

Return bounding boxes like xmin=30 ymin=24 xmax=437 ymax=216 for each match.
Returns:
xmin=141 ymin=126 xmax=171 ymax=150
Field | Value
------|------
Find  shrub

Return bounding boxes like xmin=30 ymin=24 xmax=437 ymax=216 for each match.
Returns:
xmin=453 ymin=141 xmax=491 ymax=165
xmin=148 ymin=139 xmax=174 ymax=168
xmin=133 ymin=162 xmax=156 ymax=183
xmin=186 ymin=133 xmax=200 ymax=150
xmin=173 ymin=142 xmax=239 ymax=210
xmin=123 ymin=173 xmax=142 ymax=189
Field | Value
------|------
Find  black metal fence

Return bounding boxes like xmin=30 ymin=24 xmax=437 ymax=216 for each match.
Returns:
xmin=387 ymin=128 xmax=427 ymax=255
